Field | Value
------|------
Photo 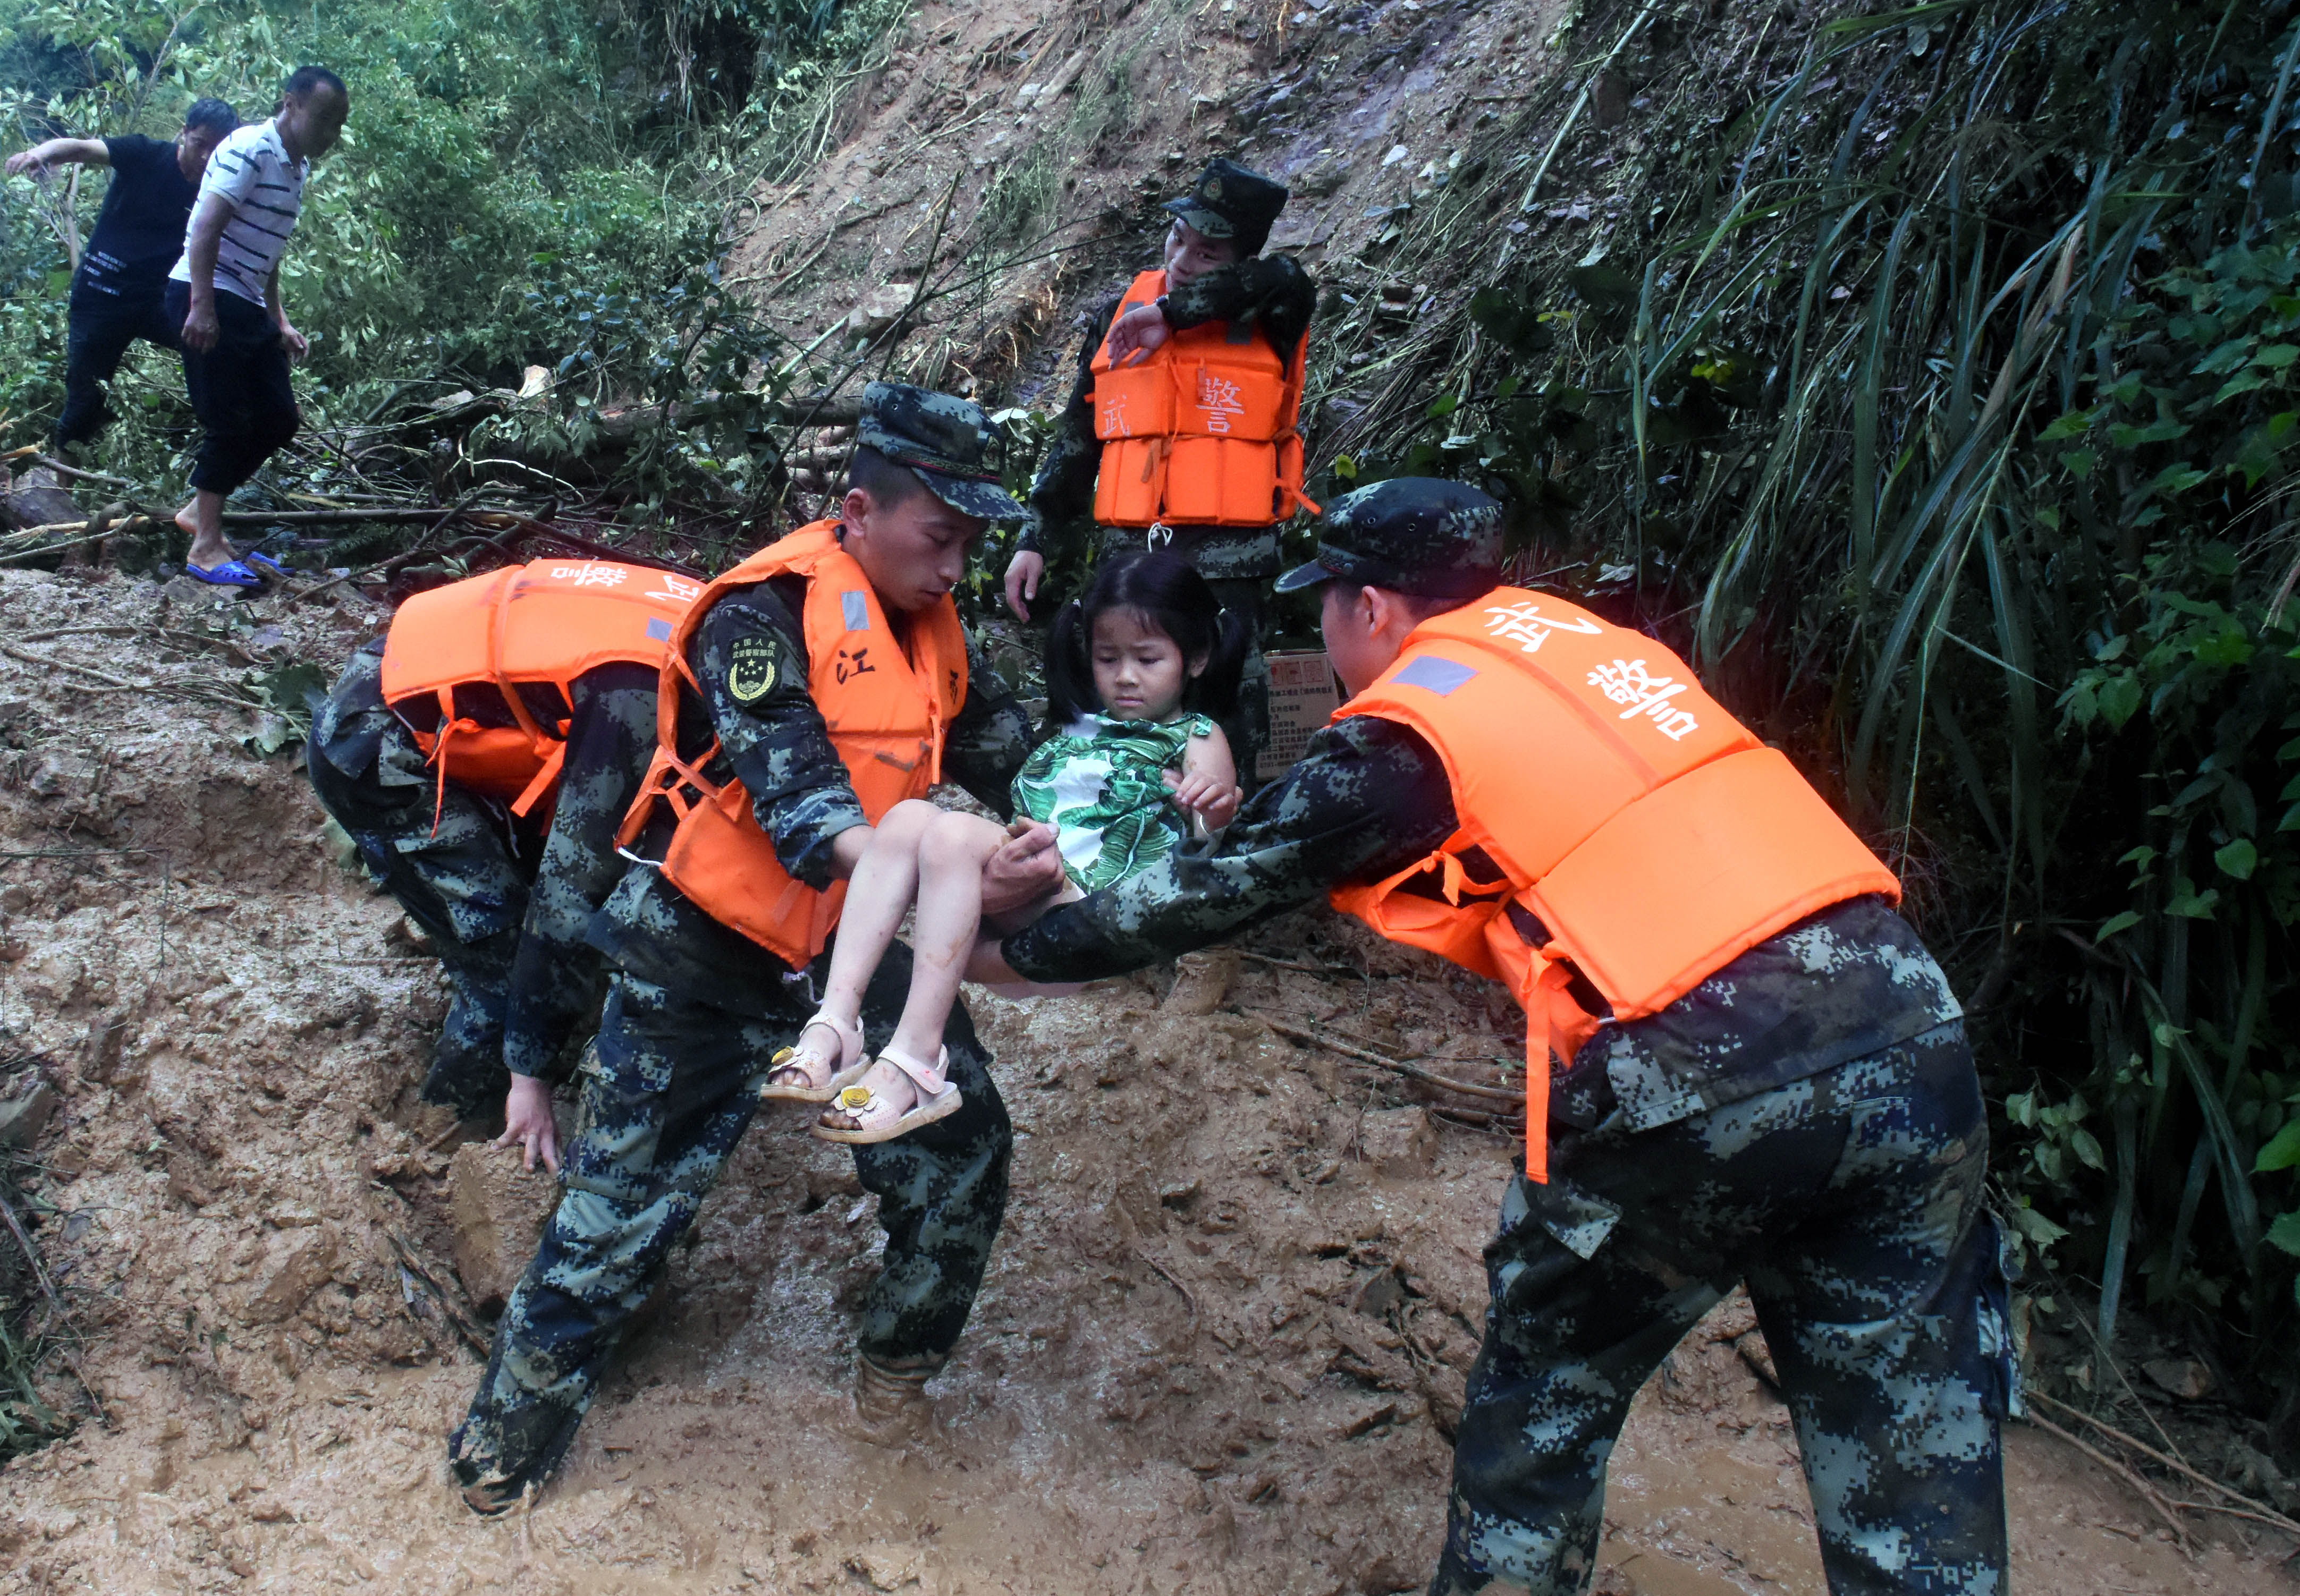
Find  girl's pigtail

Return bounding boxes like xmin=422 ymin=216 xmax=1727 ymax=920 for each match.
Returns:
xmin=1190 ymin=602 xmax=1253 ymax=724
xmin=1042 ymin=598 xmax=1094 ymax=730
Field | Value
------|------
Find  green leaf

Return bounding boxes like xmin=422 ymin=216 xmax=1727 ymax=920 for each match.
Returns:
xmin=1427 ymin=394 xmax=1460 ymax=419
xmin=2111 ymin=419 xmax=2193 ymax=448
xmin=2254 ymin=343 xmax=2300 ymax=369
xmin=2257 ymin=1120 xmax=2300 ymax=1174
xmin=2071 ymin=1126 xmax=2107 ymax=1171
xmin=2095 ymin=910 xmax=2143 ymax=940
xmin=2098 ymin=673 xmax=2142 ymax=727
xmin=2061 ymin=448 xmax=2095 ymax=480
xmin=2216 ymin=838 xmax=2259 ymax=879
xmin=2006 ymin=1204 xmax=2069 ymax=1250
xmin=2165 ymin=884 xmax=2221 ymax=918
xmin=2037 ymin=408 xmax=2095 ymax=442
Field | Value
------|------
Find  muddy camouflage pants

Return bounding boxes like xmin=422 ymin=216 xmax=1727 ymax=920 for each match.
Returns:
xmin=449 ymin=954 xmax=1013 ymax=1493
xmin=1435 ymin=1022 xmax=2011 ymax=1596
xmin=304 ymin=717 xmax=532 ymax=1119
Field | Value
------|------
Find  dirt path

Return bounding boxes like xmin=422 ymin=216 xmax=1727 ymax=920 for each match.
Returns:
xmin=0 ymin=565 xmax=2291 ymax=1594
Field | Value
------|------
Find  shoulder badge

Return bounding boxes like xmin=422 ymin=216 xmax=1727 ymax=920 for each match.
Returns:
xmin=727 ymin=635 xmax=779 ymax=703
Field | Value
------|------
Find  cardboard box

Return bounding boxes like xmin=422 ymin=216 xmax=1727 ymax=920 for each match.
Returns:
xmin=1259 ymin=650 xmax=1341 ymax=780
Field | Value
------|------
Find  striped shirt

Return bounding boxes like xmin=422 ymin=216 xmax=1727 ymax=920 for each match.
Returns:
xmin=168 ymin=119 xmax=307 ymax=308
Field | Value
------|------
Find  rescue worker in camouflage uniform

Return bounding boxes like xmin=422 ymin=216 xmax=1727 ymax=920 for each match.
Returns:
xmin=447 ymin=384 xmax=1064 ymax=1514
xmin=305 ymin=616 xmax=670 ymax=1126
xmin=975 ymin=479 xmax=2014 ymax=1596
xmin=1003 ymin=157 xmax=1318 ymax=780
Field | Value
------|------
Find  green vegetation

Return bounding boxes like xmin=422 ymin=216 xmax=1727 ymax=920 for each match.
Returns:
xmin=1305 ymin=0 xmax=2300 ymax=1386
xmin=0 ymin=0 xmax=908 ymax=530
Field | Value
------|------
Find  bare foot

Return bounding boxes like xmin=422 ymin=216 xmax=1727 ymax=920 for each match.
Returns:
xmin=759 ymin=1011 xmax=864 ymax=1101
xmin=177 ymin=505 xmax=235 ymax=571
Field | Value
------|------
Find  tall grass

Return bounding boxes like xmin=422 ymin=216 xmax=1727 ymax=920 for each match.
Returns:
xmin=1309 ymin=0 xmax=2300 ymax=1383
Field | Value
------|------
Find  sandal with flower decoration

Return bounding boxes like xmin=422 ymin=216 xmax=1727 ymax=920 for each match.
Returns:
xmin=759 ymin=1009 xmax=869 ymax=1103
xmin=811 ymin=1046 xmax=962 ymax=1144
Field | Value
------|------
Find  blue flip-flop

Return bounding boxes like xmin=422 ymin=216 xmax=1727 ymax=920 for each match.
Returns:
xmin=185 ymin=559 xmax=263 ymax=589
xmin=241 ymin=547 xmax=291 ymax=578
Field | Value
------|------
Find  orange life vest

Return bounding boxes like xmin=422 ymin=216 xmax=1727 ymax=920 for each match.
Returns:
xmin=1327 ymin=588 xmax=1901 ymax=1182
xmin=614 ymin=520 xmax=969 ymax=970
xmin=378 ymin=558 xmax=701 ymax=821
xmin=1089 ymin=268 xmax=1318 ymax=529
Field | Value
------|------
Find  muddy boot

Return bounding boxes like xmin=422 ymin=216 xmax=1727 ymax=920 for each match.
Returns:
xmin=1162 ymin=947 xmax=1239 ymax=1016
xmin=850 ymin=1349 xmax=944 ymax=1442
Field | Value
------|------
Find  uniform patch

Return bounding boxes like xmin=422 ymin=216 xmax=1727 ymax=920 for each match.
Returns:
xmin=727 ymin=636 xmax=779 ymax=702
xmin=1393 ymin=655 xmax=1478 ymax=697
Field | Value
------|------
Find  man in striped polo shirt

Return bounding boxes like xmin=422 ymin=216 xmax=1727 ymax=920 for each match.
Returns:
xmin=166 ymin=65 xmax=348 ymax=587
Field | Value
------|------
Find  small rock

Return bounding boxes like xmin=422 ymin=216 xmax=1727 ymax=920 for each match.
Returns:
xmin=2143 ymin=1357 xmax=2214 ymax=1400
xmin=1590 ymin=68 xmax=1630 ymax=128
xmin=1163 ymin=947 xmax=1238 ymax=1015
xmin=0 ymin=1077 xmax=58 ymax=1150
xmin=1357 ymin=1107 xmax=1435 ymax=1175
xmin=849 ymin=1547 xmax=918 ymax=1591
xmin=848 ymin=284 xmax=918 ymax=340
xmin=239 ymin=1227 xmax=338 ymax=1325
xmin=1592 ymin=1566 xmax=1639 ymax=1596
xmin=1340 ymin=1400 xmax=1398 ymax=1438
xmin=447 ymin=1142 xmax=560 ymax=1316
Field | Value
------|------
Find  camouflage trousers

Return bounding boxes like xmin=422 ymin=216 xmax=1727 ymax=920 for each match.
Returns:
xmin=304 ymin=727 xmax=531 ymax=1119
xmin=1435 ymin=1022 xmax=2011 ymax=1596
xmin=447 ymin=949 xmax=1013 ymax=1495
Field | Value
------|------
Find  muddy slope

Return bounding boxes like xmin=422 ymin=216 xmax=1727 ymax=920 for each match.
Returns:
xmin=733 ymin=0 xmax=1567 ymax=412
xmin=0 ymin=566 xmax=2290 ymax=1593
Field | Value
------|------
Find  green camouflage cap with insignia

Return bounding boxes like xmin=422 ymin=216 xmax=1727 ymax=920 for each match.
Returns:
xmin=1273 ymin=477 xmax=1504 ymax=599
xmin=856 ymin=380 xmax=1027 ymax=523
xmin=1164 ymin=157 xmax=1289 ymax=255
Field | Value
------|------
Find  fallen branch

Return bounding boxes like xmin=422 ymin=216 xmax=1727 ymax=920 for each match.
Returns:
xmin=0 ymin=447 xmax=133 ymax=488
xmin=386 ymin=1229 xmax=490 ymax=1359
xmin=0 ymin=516 xmax=154 ymax=569
xmin=2027 ymin=1408 xmax=2196 ymax=1553
xmin=2028 ymin=1389 xmax=2300 ymax=1539
xmin=0 ymin=1180 xmax=107 ymax=1425
xmin=1259 ymin=1016 xmax=1523 ymax=1105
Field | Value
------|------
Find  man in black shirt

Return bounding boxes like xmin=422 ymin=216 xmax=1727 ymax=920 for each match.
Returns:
xmin=5 ymin=99 xmax=240 ymax=452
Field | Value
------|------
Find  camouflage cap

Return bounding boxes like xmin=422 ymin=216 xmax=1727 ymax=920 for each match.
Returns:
xmin=1273 ymin=477 xmax=1504 ymax=599
xmin=856 ymin=380 xmax=1027 ymax=523
xmin=1164 ymin=157 xmax=1289 ymax=254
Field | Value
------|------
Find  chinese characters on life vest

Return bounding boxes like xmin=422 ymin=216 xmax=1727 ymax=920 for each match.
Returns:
xmin=1585 ymin=658 xmax=1701 ymax=741
xmin=543 ymin=564 xmax=701 ymax=608
xmin=1196 ymin=371 xmax=1246 ymax=435
xmin=1480 ymin=601 xmax=1702 ymax=742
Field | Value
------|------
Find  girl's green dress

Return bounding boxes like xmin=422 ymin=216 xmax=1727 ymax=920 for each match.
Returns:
xmin=1010 ymin=712 xmax=1216 ymax=892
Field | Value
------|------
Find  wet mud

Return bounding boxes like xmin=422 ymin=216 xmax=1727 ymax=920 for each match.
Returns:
xmin=0 ymin=575 xmax=2293 ymax=1596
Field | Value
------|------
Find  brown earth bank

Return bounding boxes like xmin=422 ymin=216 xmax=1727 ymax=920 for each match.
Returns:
xmin=0 ymin=570 xmax=2293 ymax=1592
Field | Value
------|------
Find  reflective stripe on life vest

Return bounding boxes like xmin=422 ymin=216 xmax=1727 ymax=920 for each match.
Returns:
xmin=378 ymin=559 xmax=700 ymax=825
xmin=1327 ymin=588 xmax=1900 ymax=1181
xmin=614 ymin=520 xmax=969 ymax=969
xmin=1089 ymin=268 xmax=1318 ymax=529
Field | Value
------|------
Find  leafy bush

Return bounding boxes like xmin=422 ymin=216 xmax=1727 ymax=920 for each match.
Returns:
xmin=1304 ymin=0 xmax=2300 ymax=1386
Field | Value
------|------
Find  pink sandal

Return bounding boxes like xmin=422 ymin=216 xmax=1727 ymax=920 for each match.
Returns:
xmin=812 ymin=1046 xmax=963 ymax=1144
xmin=760 ymin=1011 xmax=869 ymax=1102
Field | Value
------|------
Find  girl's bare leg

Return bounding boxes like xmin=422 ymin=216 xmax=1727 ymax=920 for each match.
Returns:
xmin=818 ymin=799 xmax=944 ymax=1023
xmin=765 ymin=799 xmax=941 ymax=1091
xmin=825 ymin=810 xmax=1010 ymax=1123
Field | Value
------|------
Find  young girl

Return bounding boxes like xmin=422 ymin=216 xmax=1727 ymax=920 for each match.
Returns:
xmin=759 ymin=552 xmax=1250 ymax=1143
